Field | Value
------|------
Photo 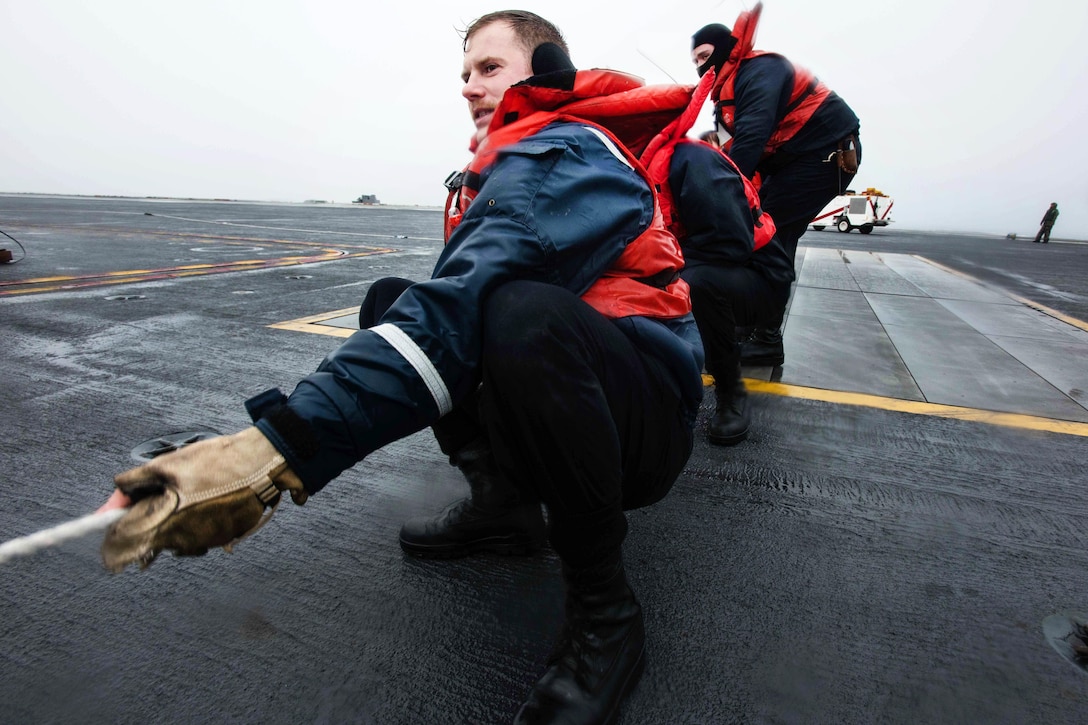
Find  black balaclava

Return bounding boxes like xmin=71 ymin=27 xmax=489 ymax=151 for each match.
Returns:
xmin=692 ymin=23 xmax=737 ymax=77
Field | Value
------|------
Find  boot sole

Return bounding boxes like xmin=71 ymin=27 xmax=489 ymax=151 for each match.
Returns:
xmin=707 ymin=428 xmax=749 ymax=446
xmin=399 ymin=534 xmax=543 ymax=559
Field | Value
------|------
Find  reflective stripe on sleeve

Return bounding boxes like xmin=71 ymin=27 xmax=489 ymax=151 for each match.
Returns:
xmin=582 ymin=126 xmax=634 ymax=169
xmin=370 ymin=323 xmax=454 ymax=416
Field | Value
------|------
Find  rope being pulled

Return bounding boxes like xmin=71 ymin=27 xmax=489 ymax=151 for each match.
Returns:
xmin=0 ymin=509 xmax=126 ymax=565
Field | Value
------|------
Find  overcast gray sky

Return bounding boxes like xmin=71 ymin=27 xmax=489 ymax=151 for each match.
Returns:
xmin=3 ymin=0 xmax=1087 ymax=238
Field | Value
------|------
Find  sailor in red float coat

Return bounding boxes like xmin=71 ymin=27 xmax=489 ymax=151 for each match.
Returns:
xmin=692 ymin=1 xmax=861 ymax=367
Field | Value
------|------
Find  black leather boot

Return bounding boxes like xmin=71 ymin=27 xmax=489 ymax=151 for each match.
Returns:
xmin=399 ymin=438 xmax=547 ymax=558
xmin=739 ymin=326 xmax=784 ymax=366
xmin=515 ymin=560 xmax=645 ymax=725
xmin=708 ymin=365 xmax=750 ymax=446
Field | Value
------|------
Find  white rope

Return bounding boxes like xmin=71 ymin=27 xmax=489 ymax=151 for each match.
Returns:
xmin=0 ymin=509 xmax=126 ymax=565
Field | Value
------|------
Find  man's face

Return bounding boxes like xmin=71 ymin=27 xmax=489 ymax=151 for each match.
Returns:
xmin=462 ymin=21 xmax=534 ymax=145
xmin=692 ymin=43 xmax=714 ymax=70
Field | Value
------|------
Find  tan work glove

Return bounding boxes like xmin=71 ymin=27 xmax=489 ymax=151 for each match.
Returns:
xmin=101 ymin=426 xmax=308 ymax=572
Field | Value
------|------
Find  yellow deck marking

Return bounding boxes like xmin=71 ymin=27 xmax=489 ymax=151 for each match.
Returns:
xmin=742 ymin=378 xmax=1088 ymax=438
xmin=281 ymin=314 xmax=1088 ymax=438
xmin=268 ymin=308 xmax=358 ymax=337
xmin=1 ymin=225 xmax=397 ymax=296
xmin=2 ymin=249 xmax=395 ymax=296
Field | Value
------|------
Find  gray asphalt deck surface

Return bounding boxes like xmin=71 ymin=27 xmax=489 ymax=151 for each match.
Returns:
xmin=2 ymin=195 xmax=1087 ymax=724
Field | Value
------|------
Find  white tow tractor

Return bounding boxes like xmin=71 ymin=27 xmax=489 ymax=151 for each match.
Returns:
xmin=810 ymin=188 xmax=894 ymax=234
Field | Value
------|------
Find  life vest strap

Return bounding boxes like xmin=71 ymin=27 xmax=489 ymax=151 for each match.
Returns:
xmin=444 ymin=170 xmax=465 ymax=192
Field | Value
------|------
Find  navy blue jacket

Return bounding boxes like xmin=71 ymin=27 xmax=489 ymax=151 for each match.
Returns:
xmin=251 ymin=123 xmax=704 ymax=493
xmin=669 ymin=141 xmax=795 ymax=289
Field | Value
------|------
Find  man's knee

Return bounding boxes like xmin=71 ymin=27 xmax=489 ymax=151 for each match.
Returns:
xmin=360 ymin=276 xmax=414 ymax=328
xmin=482 ymin=281 xmax=578 ymax=359
xmin=481 ymin=281 xmax=603 ymax=396
xmin=683 ymin=266 xmax=742 ymax=313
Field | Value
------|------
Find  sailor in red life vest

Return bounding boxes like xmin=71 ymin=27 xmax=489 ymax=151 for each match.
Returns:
xmin=692 ymin=2 xmax=861 ymax=367
xmin=670 ymin=138 xmax=795 ymax=445
xmin=99 ymin=10 xmax=703 ymax=725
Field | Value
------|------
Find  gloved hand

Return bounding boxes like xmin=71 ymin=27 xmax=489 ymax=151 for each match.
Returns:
xmin=101 ymin=426 xmax=308 ymax=572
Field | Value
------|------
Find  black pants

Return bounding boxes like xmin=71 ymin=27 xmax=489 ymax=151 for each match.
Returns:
xmin=681 ymin=264 xmax=790 ymax=380
xmin=360 ymin=277 xmax=694 ymax=569
xmin=759 ymin=136 xmax=861 ymax=327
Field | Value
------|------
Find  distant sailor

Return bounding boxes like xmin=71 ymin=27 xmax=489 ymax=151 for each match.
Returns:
xmin=1034 ymin=202 xmax=1059 ymax=243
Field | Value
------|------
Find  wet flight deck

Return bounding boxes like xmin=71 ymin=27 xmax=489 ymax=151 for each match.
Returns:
xmin=1 ymin=195 xmax=1086 ymax=724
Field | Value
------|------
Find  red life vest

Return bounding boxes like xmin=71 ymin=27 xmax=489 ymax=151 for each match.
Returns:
xmin=444 ymin=69 xmax=696 ymax=320
xmin=710 ymin=3 xmax=832 ymax=157
xmin=640 ymin=68 xmax=775 ymax=252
